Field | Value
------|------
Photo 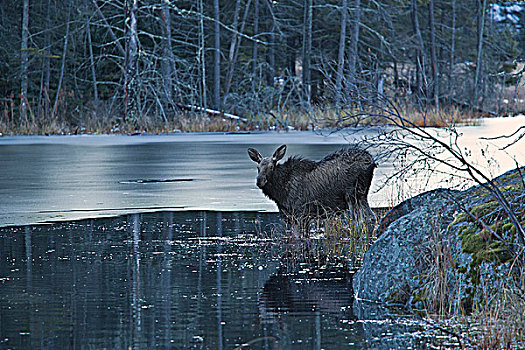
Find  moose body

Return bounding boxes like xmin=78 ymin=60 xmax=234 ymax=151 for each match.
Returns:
xmin=248 ymin=145 xmax=376 ymax=232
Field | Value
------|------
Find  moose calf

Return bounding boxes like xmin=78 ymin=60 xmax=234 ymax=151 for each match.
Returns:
xmin=248 ymin=145 xmax=376 ymax=234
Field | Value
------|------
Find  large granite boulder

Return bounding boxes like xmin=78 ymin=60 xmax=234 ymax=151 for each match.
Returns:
xmin=353 ymin=167 xmax=525 ymax=311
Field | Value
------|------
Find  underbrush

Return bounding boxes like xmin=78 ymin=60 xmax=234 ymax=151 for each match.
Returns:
xmin=0 ymin=98 xmax=496 ymax=136
xmin=419 ymin=197 xmax=525 ymax=349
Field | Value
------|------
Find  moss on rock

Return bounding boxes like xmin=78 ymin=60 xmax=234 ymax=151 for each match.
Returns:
xmin=461 ymin=230 xmax=487 ymax=255
xmin=469 ymin=200 xmax=498 ymax=219
xmin=354 ymin=167 xmax=525 ymax=314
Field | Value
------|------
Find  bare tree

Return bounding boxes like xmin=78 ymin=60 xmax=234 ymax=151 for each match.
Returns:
xmin=252 ymin=0 xmax=259 ymax=96
xmin=266 ymin=0 xmax=277 ymax=87
xmin=20 ymin=0 xmax=29 ymax=122
xmin=198 ymin=0 xmax=207 ymax=111
xmin=302 ymin=0 xmax=313 ymax=104
xmin=348 ymin=0 xmax=360 ymax=87
xmin=86 ymin=16 xmax=98 ymax=102
xmin=91 ymin=0 xmax=125 ymax=57
xmin=124 ymin=0 xmax=139 ymax=121
xmin=224 ymin=0 xmax=252 ymax=98
xmin=448 ymin=0 xmax=456 ymax=94
xmin=37 ymin=0 xmax=52 ymax=119
xmin=340 ymin=92 xmax=525 ymax=248
xmin=335 ymin=0 xmax=347 ymax=107
xmin=160 ymin=0 xmax=173 ymax=105
xmin=474 ymin=0 xmax=487 ymax=103
xmin=213 ymin=0 xmax=221 ymax=109
xmin=428 ymin=0 xmax=439 ymax=109
xmin=52 ymin=0 xmax=72 ymax=119
xmin=2 ymin=0 xmax=524 ymax=133
xmin=411 ymin=0 xmax=427 ymax=97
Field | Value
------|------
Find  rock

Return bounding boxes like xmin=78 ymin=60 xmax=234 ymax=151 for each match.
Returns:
xmin=353 ymin=189 xmax=458 ymax=304
xmin=353 ymin=167 xmax=525 ymax=311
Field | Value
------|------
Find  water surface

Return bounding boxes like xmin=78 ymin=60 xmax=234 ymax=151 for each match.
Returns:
xmin=1 ymin=120 xmax=523 ymax=349
xmin=1 ymin=118 xmax=524 ymax=227
xmin=0 ymin=134 xmax=358 ymax=227
xmin=0 ymin=212 xmax=453 ymax=349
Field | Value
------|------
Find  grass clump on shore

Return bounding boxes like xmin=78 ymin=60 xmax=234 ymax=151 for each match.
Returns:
xmin=0 ymin=99 xmax=490 ymax=136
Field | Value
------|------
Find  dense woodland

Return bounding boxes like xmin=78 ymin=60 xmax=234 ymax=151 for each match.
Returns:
xmin=0 ymin=0 xmax=524 ymax=133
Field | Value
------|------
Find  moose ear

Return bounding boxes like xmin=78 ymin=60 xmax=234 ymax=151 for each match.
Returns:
xmin=272 ymin=145 xmax=287 ymax=162
xmin=248 ymin=148 xmax=263 ymax=163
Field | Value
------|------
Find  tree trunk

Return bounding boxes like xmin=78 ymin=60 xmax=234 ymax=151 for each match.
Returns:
xmin=227 ymin=0 xmax=242 ymax=65
xmin=53 ymin=0 xmax=72 ymax=119
xmin=213 ymin=0 xmax=221 ymax=109
xmin=38 ymin=0 xmax=52 ymax=120
xmin=225 ymin=0 xmax=242 ymax=96
xmin=87 ymin=18 xmax=98 ymax=102
xmin=302 ymin=0 xmax=313 ymax=104
xmin=348 ymin=0 xmax=360 ymax=86
xmin=287 ymin=36 xmax=296 ymax=78
xmin=264 ymin=0 xmax=277 ymax=86
xmin=335 ymin=0 xmax=347 ymax=107
xmin=411 ymin=0 xmax=427 ymax=97
xmin=267 ymin=24 xmax=276 ymax=87
xmin=474 ymin=0 xmax=487 ymax=104
xmin=428 ymin=0 xmax=439 ymax=109
xmin=124 ymin=0 xmax=139 ymax=121
xmin=198 ymin=0 xmax=207 ymax=110
xmin=161 ymin=0 xmax=173 ymax=105
xmin=448 ymin=0 xmax=456 ymax=93
xmin=224 ymin=0 xmax=252 ymax=98
xmin=20 ymin=0 xmax=30 ymax=122
xmin=251 ymin=0 xmax=259 ymax=96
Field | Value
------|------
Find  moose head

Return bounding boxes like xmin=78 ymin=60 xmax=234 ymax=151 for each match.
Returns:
xmin=247 ymin=145 xmax=287 ymax=188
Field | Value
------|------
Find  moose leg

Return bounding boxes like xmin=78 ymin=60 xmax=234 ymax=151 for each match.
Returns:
xmin=358 ymin=198 xmax=377 ymax=234
xmin=345 ymin=192 xmax=376 ymax=233
xmin=344 ymin=191 xmax=359 ymax=223
xmin=279 ymin=208 xmax=303 ymax=239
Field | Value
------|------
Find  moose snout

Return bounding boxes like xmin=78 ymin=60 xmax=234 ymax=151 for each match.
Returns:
xmin=256 ymin=176 xmax=267 ymax=188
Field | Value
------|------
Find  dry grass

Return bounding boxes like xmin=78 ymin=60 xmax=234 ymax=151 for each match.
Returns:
xmin=393 ymin=104 xmax=482 ymax=127
xmin=320 ymin=209 xmax=379 ymax=261
xmin=416 ymin=210 xmax=525 ymax=348
xmin=269 ymin=103 xmax=483 ymax=130
xmin=0 ymin=97 xmax=492 ymax=136
xmin=460 ymin=259 xmax=525 ymax=349
xmin=253 ymin=208 xmax=380 ymax=271
xmin=417 ymin=214 xmax=464 ymax=317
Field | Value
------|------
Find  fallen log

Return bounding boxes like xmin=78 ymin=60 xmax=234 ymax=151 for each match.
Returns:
xmin=176 ymin=103 xmax=248 ymax=122
xmin=449 ymin=97 xmax=498 ymax=117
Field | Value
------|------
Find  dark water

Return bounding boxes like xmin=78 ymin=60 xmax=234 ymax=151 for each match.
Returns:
xmin=0 ymin=212 xmax=454 ymax=350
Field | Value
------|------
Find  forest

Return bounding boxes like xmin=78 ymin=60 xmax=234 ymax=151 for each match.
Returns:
xmin=1 ymin=0 xmax=524 ymax=134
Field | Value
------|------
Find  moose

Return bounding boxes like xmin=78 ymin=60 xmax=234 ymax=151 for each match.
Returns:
xmin=248 ymin=145 xmax=376 ymax=234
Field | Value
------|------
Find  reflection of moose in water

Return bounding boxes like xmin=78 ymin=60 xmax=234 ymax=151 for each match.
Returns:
xmin=258 ymin=259 xmax=367 ymax=348
xmin=260 ymin=262 xmax=357 ymax=317
xmin=248 ymin=145 xmax=376 ymax=234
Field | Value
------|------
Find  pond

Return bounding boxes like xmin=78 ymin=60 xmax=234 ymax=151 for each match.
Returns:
xmin=1 ymin=119 xmax=524 ymax=349
xmin=1 ymin=117 xmax=524 ymax=227
xmin=0 ymin=211 xmax=456 ymax=349
xmin=0 ymin=132 xmax=366 ymax=227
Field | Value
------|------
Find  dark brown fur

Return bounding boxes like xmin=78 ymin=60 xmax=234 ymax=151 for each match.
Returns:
xmin=248 ymin=145 xmax=376 ymax=232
